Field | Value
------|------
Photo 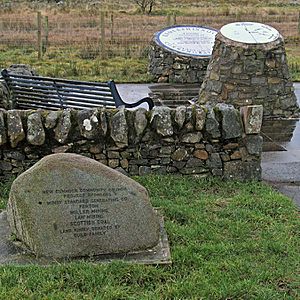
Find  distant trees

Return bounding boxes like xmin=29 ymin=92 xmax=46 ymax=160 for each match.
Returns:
xmin=132 ymin=0 xmax=156 ymax=14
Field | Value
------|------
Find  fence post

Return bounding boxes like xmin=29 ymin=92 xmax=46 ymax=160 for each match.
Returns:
xmin=37 ymin=11 xmax=43 ymax=60
xmin=110 ymin=12 xmax=114 ymax=42
xmin=43 ymin=15 xmax=49 ymax=55
xmin=166 ymin=14 xmax=171 ymax=26
xmin=298 ymin=11 xmax=300 ymax=34
xmin=100 ymin=11 xmax=106 ymax=59
xmin=172 ymin=13 xmax=177 ymax=25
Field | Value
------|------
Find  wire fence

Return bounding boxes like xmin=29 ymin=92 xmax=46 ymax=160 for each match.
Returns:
xmin=0 ymin=10 xmax=299 ymax=59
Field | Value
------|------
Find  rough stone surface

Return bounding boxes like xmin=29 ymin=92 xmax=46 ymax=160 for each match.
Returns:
xmin=7 ymin=110 xmax=25 ymax=148
xmin=134 ymin=108 xmax=148 ymax=138
xmin=151 ymin=107 xmax=173 ymax=137
xmin=77 ymin=109 xmax=100 ymax=140
xmin=216 ymin=103 xmax=243 ymax=139
xmin=195 ymin=107 xmax=206 ymax=130
xmin=245 ymin=135 xmax=263 ymax=155
xmin=205 ymin=108 xmax=221 ymax=139
xmin=110 ymin=109 xmax=128 ymax=147
xmin=174 ymin=106 xmax=186 ymax=129
xmin=54 ymin=109 xmax=72 ymax=144
xmin=148 ymin=41 xmax=210 ymax=84
xmin=223 ymin=160 xmax=262 ymax=181
xmin=7 ymin=153 xmax=160 ymax=258
xmin=241 ymin=105 xmax=264 ymax=134
xmin=198 ymin=33 xmax=299 ymax=118
xmin=27 ymin=112 xmax=45 ymax=146
xmin=0 ymin=110 xmax=7 ymax=145
xmin=44 ymin=111 xmax=60 ymax=129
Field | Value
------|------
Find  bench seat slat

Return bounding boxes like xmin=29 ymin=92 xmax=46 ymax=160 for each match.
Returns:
xmin=15 ymin=94 xmax=115 ymax=107
xmin=12 ymin=88 xmax=115 ymax=103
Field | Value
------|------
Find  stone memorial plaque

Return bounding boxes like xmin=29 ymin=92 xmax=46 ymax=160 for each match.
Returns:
xmin=7 ymin=153 xmax=161 ymax=259
xmin=220 ymin=22 xmax=280 ymax=44
xmin=154 ymin=25 xmax=218 ymax=57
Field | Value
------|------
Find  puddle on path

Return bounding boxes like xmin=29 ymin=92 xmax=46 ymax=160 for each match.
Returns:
xmin=262 ymin=83 xmax=300 ymax=152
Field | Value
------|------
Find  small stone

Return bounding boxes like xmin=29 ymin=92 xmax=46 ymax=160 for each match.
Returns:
xmin=120 ymin=159 xmax=129 ymax=169
xmin=110 ymin=109 xmax=128 ymax=148
xmin=52 ymin=145 xmax=71 ymax=153
xmin=223 ymin=143 xmax=239 ymax=150
xmin=205 ymin=108 xmax=220 ymax=139
xmin=89 ymin=144 xmax=103 ymax=154
xmin=174 ymin=106 xmax=186 ymax=129
xmin=150 ymin=107 xmax=173 ymax=137
xmin=186 ymin=157 xmax=204 ymax=167
xmin=7 ymin=110 xmax=25 ymax=148
xmin=134 ymin=108 xmax=148 ymax=138
xmin=245 ymin=135 xmax=263 ymax=155
xmin=27 ymin=112 xmax=45 ymax=146
xmin=216 ymin=103 xmax=242 ymax=139
xmin=54 ymin=109 xmax=72 ymax=144
xmin=0 ymin=161 xmax=12 ymax=171
xmin=108 ymin=159 xmax=119 ymax=168
xmin=77 ymin=109 xmax=100 ymax=140
xmin=207 ymin=153 xmax=222 ymax=169
xmin=0 ymin=110 xmax=7 ymax=145
xmin=193 ymin=150 xmax=209 ymax=160
xmin=223 ymin=160 xmax=261 ymax=181
xmin=195 ymin=107 xmax=206 ymax=130
xmin=45 ymin=111 xmax=60 ymax=129
xmin=230 ymin=151 xmax=242 ymax=160
xmin=139 ymin=166 xmax=152 ymax=175
xmin=181 ymin=132 xmax=202 ymax=143
xmin=171 ymin=148 xmax=188 ymax=161
xmin=240 ymin=105 xmax=263 ymax=134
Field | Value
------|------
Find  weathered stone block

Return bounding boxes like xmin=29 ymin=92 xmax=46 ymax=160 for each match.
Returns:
xmin=7 ymin=153 xmax=160 ymax=258
xmin=110 ymin=109 xmax=128 ymax=147
xmin=240 ymin=105 xmax=263 ymax=134
xmin=77 ymin=109 xmax=100 ymax=140
xmin=27 ymin=112 xmax=45 ymax=146
xmin=54 ymin=109 xmax=72 ymax=144
xmin=171 ymin=148 xmax=188 ymax=161
xmin=150 ymin=107 xmax=173 ymax=137
xmin=216 ymin=103 xmax=243 ymax=139
xmin=7 ymin=110 xmax=25 ymax=148
xmin=223 ymin=160 xmax=261 ymax=181
xmin=0 ymin=110 xmax=7 ymax=145
xmin=244 ymin=135 xmax=263 ymax=155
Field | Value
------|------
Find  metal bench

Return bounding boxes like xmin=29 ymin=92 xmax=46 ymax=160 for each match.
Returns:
xmin=1 ymin=69 xmax=154 ymax=110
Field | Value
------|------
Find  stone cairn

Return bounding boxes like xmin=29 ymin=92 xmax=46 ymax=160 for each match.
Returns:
xmin=148 ymin=42 xmax=210 ymax=84
xmin=198 ymin=29 xmax=299 ymax=118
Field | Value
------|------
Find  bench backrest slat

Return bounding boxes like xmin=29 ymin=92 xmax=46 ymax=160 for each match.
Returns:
xmin=1 ymin=69 xmax=155 ymax=110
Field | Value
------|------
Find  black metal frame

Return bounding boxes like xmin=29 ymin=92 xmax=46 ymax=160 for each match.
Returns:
xmin=1 ymin=69 xmax=154 ymax=110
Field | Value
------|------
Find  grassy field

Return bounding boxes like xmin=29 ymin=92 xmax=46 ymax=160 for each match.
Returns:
xmin=0 ymin=0 xmax=299 ymax=82
xmin=0 ymin=176 xmax=299 ymax=299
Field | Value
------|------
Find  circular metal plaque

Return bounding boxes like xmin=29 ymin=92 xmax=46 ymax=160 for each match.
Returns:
xmin=155 ymin=25 xmax=218 ymax=57
xmin=220 ymin=22 xmax=280 ymax=44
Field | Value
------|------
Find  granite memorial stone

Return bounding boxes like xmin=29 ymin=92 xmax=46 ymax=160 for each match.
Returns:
xmin=7 ymin=153 xmax=161 ymax=258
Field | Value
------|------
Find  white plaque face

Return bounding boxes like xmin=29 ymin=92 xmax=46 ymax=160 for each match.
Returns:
xmin=155 ymin=25 xmax=218 ymax=57
xmin=220 ymin=22 xmax=280 ymax=44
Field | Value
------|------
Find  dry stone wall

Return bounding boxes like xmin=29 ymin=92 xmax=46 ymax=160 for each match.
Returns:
xmin=0 ymin=104 xmax=263 ymax=181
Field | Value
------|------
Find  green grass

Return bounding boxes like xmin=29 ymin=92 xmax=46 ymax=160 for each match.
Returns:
xmin=0 ymin=46 xmax=153 ymax=83
xmin=0 ymin=176 xmax=299 ymax=299
xmin=1 ymin=45 xmax=299 ymax=82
